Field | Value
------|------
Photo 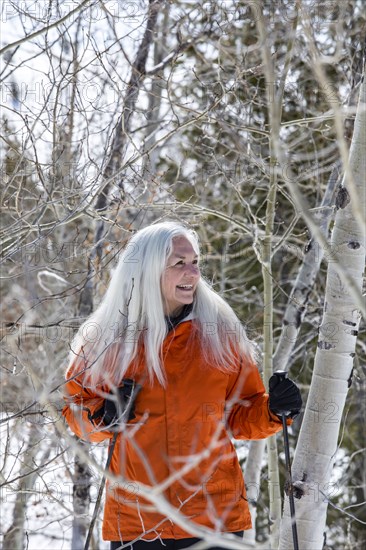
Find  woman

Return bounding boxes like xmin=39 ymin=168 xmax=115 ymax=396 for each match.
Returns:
xmin=63 ymin=221 xmax=301 ymax=550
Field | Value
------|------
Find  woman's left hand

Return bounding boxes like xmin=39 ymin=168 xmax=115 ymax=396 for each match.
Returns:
xmin=268 ymin=375 xmax=302 ymax=418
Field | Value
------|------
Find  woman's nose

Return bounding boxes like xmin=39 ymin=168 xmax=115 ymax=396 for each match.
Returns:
xmin=185 ymin=263 xmax=200 ymax=275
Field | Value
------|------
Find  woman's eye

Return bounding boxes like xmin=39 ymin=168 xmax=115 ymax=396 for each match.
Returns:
xmin=172 ymin=259 xmax=199 ymax=267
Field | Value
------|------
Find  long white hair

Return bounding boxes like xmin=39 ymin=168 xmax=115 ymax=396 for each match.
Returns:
xmin=67 ymin=221 xmax=256 ymax=387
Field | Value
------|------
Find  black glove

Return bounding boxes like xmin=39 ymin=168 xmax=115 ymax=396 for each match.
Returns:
xmin=269 ymin=374 xmax=302 ymax=418
xmin=92 ymin=379 xmax=141 ymax=428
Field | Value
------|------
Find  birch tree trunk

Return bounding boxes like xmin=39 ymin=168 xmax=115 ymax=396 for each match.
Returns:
xmin=71 ymin=439 xmax=92 ymax=550
xmin=255 ymin=5 xmax=299 ymax=545
xmin=262 ymin=173 xmax=282 ymax=548
xmin=141 ymin=4 xmax=169 ymax=184
xmin=243 ymin=159 xmax=339 ymax=545
xmin=273 ymin=162 xmax=340 ymax=368
xmin=243 ymin=439 xmax=266 ymax=547
xmin=70 ymin=2 xmax=164 ymax=547
xmin=279 ymin=72 xmax=366 ymax=550
xmin=3 ymin=424 xmax=50 ymax=550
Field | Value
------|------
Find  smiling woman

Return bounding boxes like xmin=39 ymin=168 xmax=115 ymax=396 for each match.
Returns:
xmin=62 ymin=220 xmax=301 ymax=550
xmin=161 ymin=236 xmax=201 ymax=316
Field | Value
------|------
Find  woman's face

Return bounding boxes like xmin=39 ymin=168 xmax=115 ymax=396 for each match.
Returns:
xmin=161 ymin=235 xmax=200 ymax=316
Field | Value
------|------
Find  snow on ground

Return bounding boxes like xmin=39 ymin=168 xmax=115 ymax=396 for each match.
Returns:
xmin=0 ymin=416 xmax=110 ymax=549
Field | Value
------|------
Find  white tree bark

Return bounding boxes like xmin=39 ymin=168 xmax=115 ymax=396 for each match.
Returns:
xmin=243 ymin=439 xmax=266 ymax=547
xmin=273 ymin=162 xmax=340 ymax=368
xmin=279 ymin=73 xmax=366 ymax=550
xmin=243 ymin=160 xmax=339 ymax=546
xmin=2 ymin=424 xmax=50 ymax=550
xmin=71 ymin=439 xmax=92 ymax=550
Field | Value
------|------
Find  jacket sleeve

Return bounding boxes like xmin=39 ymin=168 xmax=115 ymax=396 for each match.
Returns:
xmin=225 ymin=358 xmax=290 ymax=440
xmin=62 ymin=361 xmax=113 ymax=443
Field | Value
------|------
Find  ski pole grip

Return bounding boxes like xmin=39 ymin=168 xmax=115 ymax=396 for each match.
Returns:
xmin=271 ymin=371 xmax=291 ymax=417
xmin=273 ymin=370 xmax=288 ymax=383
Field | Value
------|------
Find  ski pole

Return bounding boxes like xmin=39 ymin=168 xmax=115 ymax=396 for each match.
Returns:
xmin=272 ymin=370 xmax=299 ymax=550
xmin=84 ymin=380 xmax=141 ymax=550
xmin=84 ymin=432 xmax=118 ymax=550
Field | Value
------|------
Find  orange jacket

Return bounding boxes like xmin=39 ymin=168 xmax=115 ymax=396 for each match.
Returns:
xmin=63 ymin=320 xmax=284 ymax=542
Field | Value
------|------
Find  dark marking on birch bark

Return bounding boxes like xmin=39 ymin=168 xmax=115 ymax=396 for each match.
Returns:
xmin=350 ymin=330 xmax=358 ymax=336
xmin=291 ymin=472 xmax=307 ymax=499
xmin=317 ymin=341 xmax=336 ymax=350
xmin=347 ymin=240 xmax=360 ymax=249
xmin=304 ymin=239 xmax=312 ymax=254
xmin=73 ymin=458 xmax=91 ymax=504
xmin=335 ymin=185 xmax=350 ymax=209
xmin=294 ymin=487 xmax=304 ymax=499
xmin=294 ymin=306 xmax=305 ymax=328
xmin=343 ymin=319 xmax=357 ymax=326
xmin=347 ymin=367 xmax=354 ymax=388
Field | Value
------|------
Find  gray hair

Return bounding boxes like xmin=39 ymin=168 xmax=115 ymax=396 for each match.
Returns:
xmin=67 ymin=221 xmax=255 ymax=387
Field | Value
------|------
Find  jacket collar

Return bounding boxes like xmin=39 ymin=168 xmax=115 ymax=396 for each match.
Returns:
xmin=165 ymin=303 xmax=194 ymax=332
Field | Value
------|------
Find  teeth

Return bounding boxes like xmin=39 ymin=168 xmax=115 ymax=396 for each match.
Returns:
xmin=177 ymin=285 xmax=192 ymax=289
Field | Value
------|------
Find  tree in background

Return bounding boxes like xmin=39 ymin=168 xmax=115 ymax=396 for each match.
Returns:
xmin=1 ymin=1 xmax=365 ymax=549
